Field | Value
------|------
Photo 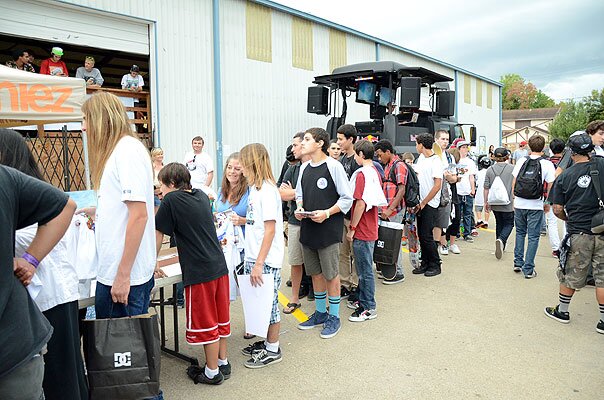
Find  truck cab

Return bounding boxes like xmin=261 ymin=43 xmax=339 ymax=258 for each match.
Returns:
xmin=308 ymin=60 xmax=476 ymax=154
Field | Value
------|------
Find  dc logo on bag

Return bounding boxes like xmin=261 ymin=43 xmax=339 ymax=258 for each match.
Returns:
xmin=377 ymin=240 xmax=384 ymax=248
xmin=114 ymin=352 xmax=132 ymax=368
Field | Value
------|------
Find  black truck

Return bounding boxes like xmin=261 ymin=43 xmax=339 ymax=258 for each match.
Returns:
xmin=307 ymin=60 xmax=476 ymax=154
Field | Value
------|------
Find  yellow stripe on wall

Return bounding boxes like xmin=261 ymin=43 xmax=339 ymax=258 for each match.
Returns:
xmin=487 ymin=84 xmax=493 ymax=109
xmin=329 ymin=29 xmax=347 ymax=73
xmin=246 ymin=2 xmax=272 ymax=63
xmin=292 ymin=17 xmax=313 ymax=70
xmin=464 ymin=74 xmax=472 ymax=104
xmin=476 ymin=79 xmax=483 ymax=107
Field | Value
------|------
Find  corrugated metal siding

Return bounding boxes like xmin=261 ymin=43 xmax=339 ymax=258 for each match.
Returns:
xmin=58 ymin=0 xmax=216 ymax=179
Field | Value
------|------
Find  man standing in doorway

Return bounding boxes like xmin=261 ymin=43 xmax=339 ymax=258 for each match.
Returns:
xmin=336 ymin=124 xmax=361 ymax=298
xmin=184 ymin=136 xmax=214 ymax=191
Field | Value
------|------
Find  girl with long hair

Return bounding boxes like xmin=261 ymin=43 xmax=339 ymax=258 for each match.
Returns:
xmin=0 ymin=129 xmax=88 ymax=400
xmin=151 ymin=147 xmax=165 ymax=212
xmin=80 ymin=92 xmax=157 ymax=321
xmin=238 ymin=144 xmax=285 ymax=368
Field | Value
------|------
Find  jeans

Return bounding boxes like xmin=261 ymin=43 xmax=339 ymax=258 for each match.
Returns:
xmin=95 ymin=277 xmax=154 ymax=319
xmin=389 ymin=209 xmax=406 ymax=276
xmin=175 ymin=282 xmax=184 ymax=305
xmin=493 ymin=210 xmax=515 ymax=248
xmin=352 ymin=239 xmax=376 ymax=310
xmin=514 ymin=208 xmax=544 ymax=275
xmin=459 ymin=195 xmax=474 ymax=237
xmin=0 ymin=353 xmax=45 ymax=400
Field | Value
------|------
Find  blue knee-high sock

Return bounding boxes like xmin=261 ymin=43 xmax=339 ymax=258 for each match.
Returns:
xmin=314 ymin=291 xmax=327 ymax=313
xmin=328 ymin=296 xmax=340 ymax=317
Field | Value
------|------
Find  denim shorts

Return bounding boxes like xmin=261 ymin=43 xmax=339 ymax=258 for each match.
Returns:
xmin=243 ymin=262 xmax=281 ymax=324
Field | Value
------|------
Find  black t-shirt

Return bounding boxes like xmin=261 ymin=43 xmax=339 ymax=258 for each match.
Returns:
xmin=0 ymin=165 xmax=68 ymax=378
xmin=282 ymin=163 xmax=301 ymax=226
xmin=155 ymin=189 xmax=228 ymax=286
xmin=551 ymin=157 xmax=604 ymax=234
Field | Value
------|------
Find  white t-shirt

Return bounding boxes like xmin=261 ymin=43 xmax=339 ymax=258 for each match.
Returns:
xmin=183 ymin=151 xmax=214 ymax=189
xmin=456 ymin=156 xmax=477 ymax=196
xmin=95 ymin=136 xmax=156 ymax=286
xmin=121 ymin=74 xmax=144 ymax=89
xmin=512 ymin=155 xmax=556 ymax=210
xmin=244 ymin=182 xmax=284 ymax=269
xmin=414 ymin=154 xmax=443 ymax=209
xmin=475 ymin=169 xmax=487 ymax=206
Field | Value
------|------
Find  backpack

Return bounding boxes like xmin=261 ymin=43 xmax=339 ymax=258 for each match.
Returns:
xmin=383 ymin=159 xmax=420 ymax=208
xmin=513 ymin=156 xmax=543 ymax=200
xmin=439 ymin=152 xmax=452 ymax=207
xmin=487 ymin=164 xmax=510 ymax=205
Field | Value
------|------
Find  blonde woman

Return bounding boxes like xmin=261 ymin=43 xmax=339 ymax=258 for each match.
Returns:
xmin=79 ymin=92 xmax=156 ymax=322
xmin=239 ymin=144 xmax=285 ymax=368
xmin=151 ymin=147 xmax=164 ymax=211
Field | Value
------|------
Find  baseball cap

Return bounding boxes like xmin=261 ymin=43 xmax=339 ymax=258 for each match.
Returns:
xmin=520 ymin=141 xmax=527 ymax=146
xmin=569 ymin=130 xmax=586 ymax=137
xmin=456 ymin=140 xmax=470 ymax=148
xmin=568 ymin=134 xmax=594 ymax=155
xmin=130 ymin=64 xmax=140 ymax=72
xmin=450 ymin=138 xmax=464 ymax=149
xmin=493 ymin=147 xmax=509 ymax=158
xmin=51 ymin=47 xmax=63 ymax=56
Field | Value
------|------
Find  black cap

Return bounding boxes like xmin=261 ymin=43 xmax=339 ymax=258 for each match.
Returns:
xmin=478 ymin=155 xmax=493 ymax=169
xmin=493 ymin=147 xmax=509 ymax=157
xmin=130 ymin=64 xmax=140 ymax=72
xmin=568 ymin=134 xmax=594 ymax=155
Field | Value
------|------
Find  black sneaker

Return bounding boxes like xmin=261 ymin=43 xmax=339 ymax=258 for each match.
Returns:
xmin=383 ymin=274 xmax=405 ymax=285
xmin=544 ymin=305 xmax=570 ymax=324
xmin=513 ymin=265 xmax=522 ymax=273
xmin=348 ymin=288 xmax=359 ymax=302
xmin=241 ymin=340 xmax=265 ymax=356
xmin=597 ymin=320 xmax=604 ymax=334
xmin=244 ymin=348 xmax=282 ymax=369
xmin=307 ymin=291 xmax=315 ymax=301
xmin=186 ymin=365 xmax=224 ymax=385
xmin=340 ymin=286 xmax=351 ymax=299
xmin=219 ymin=362 xmax=231 ymax=380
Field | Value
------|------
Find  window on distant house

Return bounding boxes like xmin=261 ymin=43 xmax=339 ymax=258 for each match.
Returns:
xmin=292 ymin=17 xmax=313 ymax=70
xmin=329 ymin=29 xmax=346 ymax=72
xmin=476 ymin=79 xmax=483 ymax=107
xmin=515 ymin=120 xmax=530 ymax=129
xmin=246 ymin=2 xmax=272 ymax=63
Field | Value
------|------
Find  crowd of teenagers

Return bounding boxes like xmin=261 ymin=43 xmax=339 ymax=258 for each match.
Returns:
xmin=1 ymin=89 xmax=603 ymax=398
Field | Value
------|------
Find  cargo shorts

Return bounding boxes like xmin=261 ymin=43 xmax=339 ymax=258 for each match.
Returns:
xmin=557 ymin=233 xmax=604 ymax=289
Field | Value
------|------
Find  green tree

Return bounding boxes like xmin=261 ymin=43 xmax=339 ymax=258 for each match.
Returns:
xmin=584 ymin=88 xmax=604 ymax=121
xmin=500 ymin=73 xmax=556 ymax=110
xmin=549 ymin=100 xmax=590 ymax=140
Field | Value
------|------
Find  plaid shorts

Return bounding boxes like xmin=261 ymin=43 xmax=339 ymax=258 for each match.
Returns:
xmin=243 ymin=262 xmax=282 ymax=324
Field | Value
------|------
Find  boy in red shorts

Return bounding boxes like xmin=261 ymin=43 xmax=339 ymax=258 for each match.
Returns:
xmin=155 ymin=163 xmax=231 ymax=385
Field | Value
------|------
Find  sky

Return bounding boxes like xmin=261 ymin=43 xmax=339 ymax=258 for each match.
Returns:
xmin=273 ymin=0 xmax=604 ymax=103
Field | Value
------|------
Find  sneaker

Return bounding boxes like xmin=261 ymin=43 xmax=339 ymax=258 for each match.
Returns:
xmin=544 ymin=305 xmax=570 ymax=324
xmin=376 ymin=270 xmax=384 ymax=279
xmin=463 ymin=236 xmax=474 ymax=243
xmin=475 ymin=221 xmax=484 ymax=229
xmin=307 ymin=290 xmax=315 ymax=301
xmin=320 ymin=315 xmax=341 ymax=339
xmin=297 ymin=311 xmax=328 ymax=330
xmin=482 ymin=223 xmax=489 ymax=229
xmin=349 ymin=307 xmax=377 ymax=322
xmin=597 ymin=320 xmax=604 ymax=334
xmin=244 ymin=348 xmax=282 ymax=369
xmin=187 ymin=365 xmax=225 ymax=385
xmin=346 ymin=300 xmax=360 ymax=310
xmin=449 ymin=244 xmax=461 ymax=254
xmin=525 ymin=270 xmax=538 ymax=279
xmin=513 ymin=265 xmax=522 ymax=272
xmin=340 ymin=286 xmax=351 ymax=299
xmin=219 ymin=362 xmax=231 ymax=380
xmin=471 ymin=229 xmax=479 ymax=237
xmin=241 ymin=340 xmax=265 ymax=356
xmin=540 ymin=230 xmax=547 ymax=236
xmin=439 ymin=245 xmax=449 ymax=255
xmin=383 ymin=274 xmax=405 ymax=285
xmin=495 ymin=239 xmax=503 ymax=260
xmin=286 ymin=279 xmax=292 ymax=287
xmin=552 ymin=250 xmax=560 ymax=258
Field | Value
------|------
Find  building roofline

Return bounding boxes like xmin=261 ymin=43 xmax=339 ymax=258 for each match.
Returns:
xmin=254 ymin=0 xmax=502 ymax=87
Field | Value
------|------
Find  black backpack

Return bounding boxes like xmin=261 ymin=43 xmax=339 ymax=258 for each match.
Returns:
xmin=383 ymin=159 xmax=420 ymax=208
xmin=514 ymin=156 xmax=543 ymax=199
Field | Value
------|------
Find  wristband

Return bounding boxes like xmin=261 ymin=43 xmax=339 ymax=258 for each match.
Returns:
xmin=23 ymin=252 xmax=40 ymax=269
xmin=350 ymin=225 xmax=357 ymax=231
xmin=325 ymin=209 xmax=330 ymax=219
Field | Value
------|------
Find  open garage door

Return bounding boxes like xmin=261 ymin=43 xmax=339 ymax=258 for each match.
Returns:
xmin=0 ymin=0 xmax=149 ymax=55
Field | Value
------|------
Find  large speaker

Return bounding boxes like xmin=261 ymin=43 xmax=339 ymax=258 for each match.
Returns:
xmin=399 ymin=77 xmax=421 ymax=108
xmin=436 ymin=90 xmax=455 ymax=116
xmin=307 ymin=86 xmax=329 ymax=114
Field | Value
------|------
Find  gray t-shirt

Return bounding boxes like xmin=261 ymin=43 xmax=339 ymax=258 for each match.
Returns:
xmin=512 ymin=148 xmax=528 ymax=163
xmin=75 ymin=67 xmax=104 ymax=86
xmin=483 ymin=162 xmax=515 ymax=212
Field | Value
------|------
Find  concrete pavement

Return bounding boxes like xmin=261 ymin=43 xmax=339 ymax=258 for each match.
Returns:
xmin=158 ymin=225 xmax=603 ymax=399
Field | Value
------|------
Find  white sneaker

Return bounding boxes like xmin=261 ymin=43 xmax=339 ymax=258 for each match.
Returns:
xmin=439 ymin=245 xmax=449 ymax=255
xmin=449 ymin=244 xmax=461 ymax=254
